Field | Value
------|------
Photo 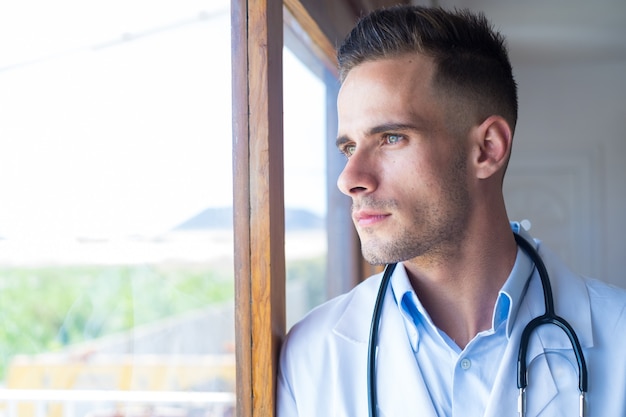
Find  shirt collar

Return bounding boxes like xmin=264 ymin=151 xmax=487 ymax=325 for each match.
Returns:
xmin=390 ymin=264 xmax=421 ymax=351
xmin=391 ymin=222 xmax=537 ymax=348
xmin=495 ymin=243 xmax=534 ymax=337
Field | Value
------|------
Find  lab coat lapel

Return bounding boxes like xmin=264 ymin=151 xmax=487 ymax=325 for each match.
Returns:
xmin=333 ymin=272 xmax=438 ymax=417
xmin=375 ymin=287 xmax=439 ymax=417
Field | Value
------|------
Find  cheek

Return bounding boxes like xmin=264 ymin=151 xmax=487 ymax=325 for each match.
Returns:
xmin=399 ymin=158 xmax=438 ymax=191
xmin=381 ymin=144 xmax=451 ymax=195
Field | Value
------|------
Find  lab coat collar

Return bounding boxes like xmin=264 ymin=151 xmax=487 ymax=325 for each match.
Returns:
xmin=507 ymin=223 xmax=593 ymax=348
xmin=333 ymin=272 xmax=382 ymax=344
xmin=333 ymin=271 xmax=439 ymax=417
xmin=517 ymin=241 xmax=594 ymax=351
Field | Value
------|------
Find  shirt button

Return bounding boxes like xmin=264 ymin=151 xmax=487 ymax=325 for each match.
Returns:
xmin=460 ymin=358 xmax=471 ymax=370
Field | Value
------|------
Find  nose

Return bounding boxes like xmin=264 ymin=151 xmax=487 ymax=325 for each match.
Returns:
xmin=336 ymin=149 xmax=378 ymax=197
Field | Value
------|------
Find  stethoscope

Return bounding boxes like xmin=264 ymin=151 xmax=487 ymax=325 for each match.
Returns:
xmin=367 ymin=232 xmax=588 ymax=417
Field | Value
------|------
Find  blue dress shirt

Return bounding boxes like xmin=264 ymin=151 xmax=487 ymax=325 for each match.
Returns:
xmin=390 ymin=246 xmax=535 ymax=416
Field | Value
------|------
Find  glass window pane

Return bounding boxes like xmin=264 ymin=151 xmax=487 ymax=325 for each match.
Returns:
xmin=283 ymin=43 xmax=329 ymax=328
xmin=0 ymin=1 xmax=234 ymax=415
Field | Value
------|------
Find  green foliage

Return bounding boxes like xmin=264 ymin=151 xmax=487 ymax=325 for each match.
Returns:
xmin=0 ymin=257 xmax=328 ymax=382
xmin=0 ymin=264 xmax=234 ymax=380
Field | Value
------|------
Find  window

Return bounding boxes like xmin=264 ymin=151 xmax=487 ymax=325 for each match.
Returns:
xmin=283 ymin=43 xmax=328 ymax=327
xmin=283 ymin=2 xmax=363 ymax=317
xmin=0 ymin=1 xmax=235 ymax=415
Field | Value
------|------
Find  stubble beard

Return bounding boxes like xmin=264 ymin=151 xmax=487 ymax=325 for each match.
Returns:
xmin=357 ymin=150 xmax=470 ymax=266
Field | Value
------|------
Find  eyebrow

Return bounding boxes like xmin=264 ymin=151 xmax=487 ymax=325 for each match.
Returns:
xmin=336 ymin=122 xmax=421 ymax=149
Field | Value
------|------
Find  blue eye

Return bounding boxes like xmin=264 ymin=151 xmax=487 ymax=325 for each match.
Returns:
xmin=385 ymin=134 xmax=402 ymax=144
xmin=341 ymin=144 xmax=356 ymax=157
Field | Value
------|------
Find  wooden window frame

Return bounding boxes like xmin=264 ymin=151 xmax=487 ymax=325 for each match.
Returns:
xmin=231 ymin=1 xmax=284 ymax=416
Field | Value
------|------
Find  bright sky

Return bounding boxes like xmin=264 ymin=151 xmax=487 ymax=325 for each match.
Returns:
xmin=0 ymin=0 xmax=326 ymax=240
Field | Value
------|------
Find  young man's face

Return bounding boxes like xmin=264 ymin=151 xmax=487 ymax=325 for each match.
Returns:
xmin=336 ymin=53 xmax=472 ymax=265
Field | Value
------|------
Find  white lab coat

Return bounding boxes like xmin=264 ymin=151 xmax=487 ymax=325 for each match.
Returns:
xmin=277 ymin=239 xmax=626 ymax=416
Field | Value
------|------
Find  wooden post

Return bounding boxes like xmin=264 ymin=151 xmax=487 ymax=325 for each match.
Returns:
xmin=232 ymin=1 xmax=285 ymax=417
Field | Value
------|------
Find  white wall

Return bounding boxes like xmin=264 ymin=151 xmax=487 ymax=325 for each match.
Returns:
xmin=504 ymin=59 xmax=626 ymax=288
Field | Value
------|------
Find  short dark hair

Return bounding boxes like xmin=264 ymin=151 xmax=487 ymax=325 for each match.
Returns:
xmin=338 ymin=5 xmax=518 ymax=132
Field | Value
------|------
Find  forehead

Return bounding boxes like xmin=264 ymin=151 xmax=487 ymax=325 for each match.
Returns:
xmin=337 ymin=54 xmax=440 ymax=134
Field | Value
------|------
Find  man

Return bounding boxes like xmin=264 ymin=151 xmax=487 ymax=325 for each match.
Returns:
xmin=277 ymin=6 xmax=626 ymax=417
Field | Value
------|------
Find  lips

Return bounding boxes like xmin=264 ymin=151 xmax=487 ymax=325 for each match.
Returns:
xmin=353 ymin=210 xmax=391 ymax=227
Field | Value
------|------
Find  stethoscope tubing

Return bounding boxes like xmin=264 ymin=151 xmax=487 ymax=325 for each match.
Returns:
xmin=367 ymin=262 xmax=396 ymax=417
xmin=367 ymin=232 xmax=588 ymax=417
xmin=513 ymin=233 xmax=588 ymax=394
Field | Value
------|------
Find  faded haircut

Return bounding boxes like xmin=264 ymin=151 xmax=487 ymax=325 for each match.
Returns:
xmin=337 ymin=5 xmax=518 ymax=133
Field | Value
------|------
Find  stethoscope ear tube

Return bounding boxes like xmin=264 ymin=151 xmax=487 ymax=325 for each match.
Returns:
xmin=367 ymin=263 xmax=397 ymax=417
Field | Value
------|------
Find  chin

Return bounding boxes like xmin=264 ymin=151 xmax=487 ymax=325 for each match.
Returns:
xmin=361 ymin=244 xmax=405 ymax=266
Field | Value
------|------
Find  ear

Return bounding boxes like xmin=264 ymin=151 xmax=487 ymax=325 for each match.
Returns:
xmin=472 ymin=115 xmax=513 ymax=180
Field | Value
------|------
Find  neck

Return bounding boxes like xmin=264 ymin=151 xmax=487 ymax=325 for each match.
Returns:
xmin=403 ymin=222 xmax=517 ymax=349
